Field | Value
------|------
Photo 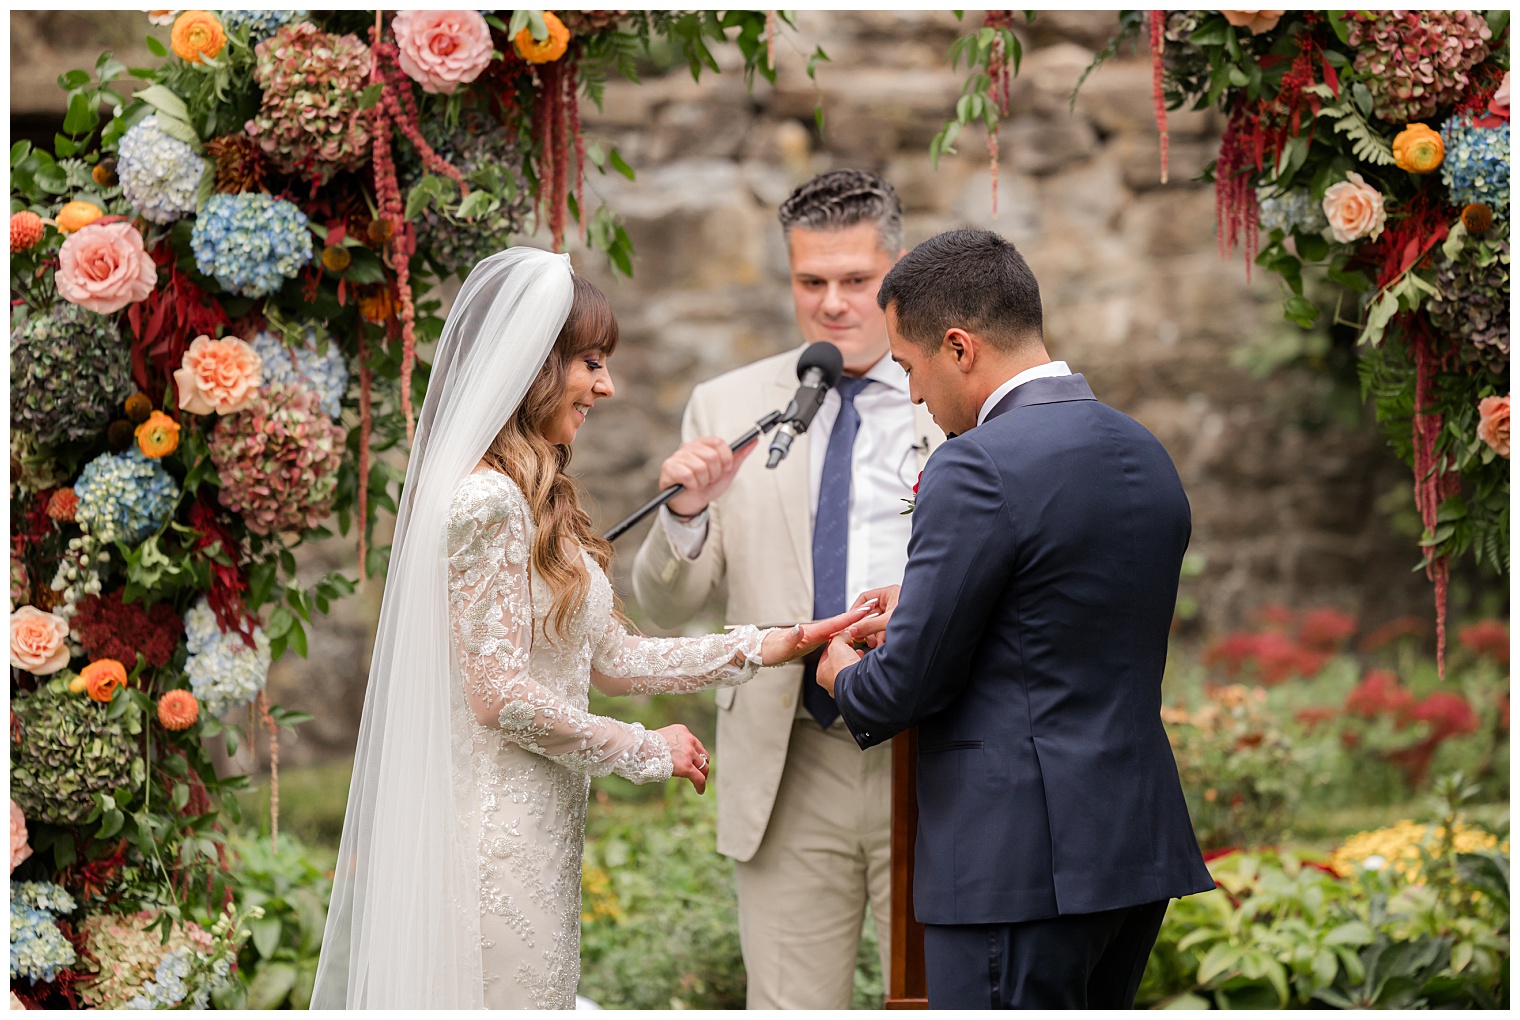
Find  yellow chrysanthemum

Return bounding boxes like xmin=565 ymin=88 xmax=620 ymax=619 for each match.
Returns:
xmin=1329 ymin=819 xmax=1500 ymax=881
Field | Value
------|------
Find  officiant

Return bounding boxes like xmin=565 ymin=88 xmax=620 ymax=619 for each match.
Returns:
xmin=631 ymin=170 xmax=943 ymax=1009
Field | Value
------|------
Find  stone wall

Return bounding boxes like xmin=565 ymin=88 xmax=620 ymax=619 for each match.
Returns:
xmin=11 ymin=11 xmax=1446 ymax=767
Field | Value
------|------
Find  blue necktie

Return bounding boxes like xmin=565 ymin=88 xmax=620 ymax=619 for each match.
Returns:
xmin=803 ymin=376 xmax=870 ymax=729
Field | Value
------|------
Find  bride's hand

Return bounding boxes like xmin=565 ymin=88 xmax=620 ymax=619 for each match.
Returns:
xmin=657 ymin=723 xmax=711 ymax=795
xmin=759 ymin=605 xmax=878 ymax=666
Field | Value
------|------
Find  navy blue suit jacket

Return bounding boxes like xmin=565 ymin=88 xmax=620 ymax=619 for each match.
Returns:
xmin=833 ymin=374 xmax=1215 ymax=925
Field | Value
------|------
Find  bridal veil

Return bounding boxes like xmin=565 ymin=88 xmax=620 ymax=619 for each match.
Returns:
xmin=311 ymin=247 xmax=574 ymax=1008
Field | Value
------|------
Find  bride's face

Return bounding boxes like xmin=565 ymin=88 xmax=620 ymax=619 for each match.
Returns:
xmin=544 ymin=349 xmax=615 ymax=445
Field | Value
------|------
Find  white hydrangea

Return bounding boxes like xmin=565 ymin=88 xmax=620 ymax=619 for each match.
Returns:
xmin=117 ymin=115 xmax=204 ymax=225
xmin=251 ymin=329 xmax=349 ymax=419
xmin=183 ymin=599 xmax=272 ymax=718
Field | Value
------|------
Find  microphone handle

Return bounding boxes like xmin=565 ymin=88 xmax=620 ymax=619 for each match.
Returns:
xmin=604 ymin=411 xmax=783 ymax=542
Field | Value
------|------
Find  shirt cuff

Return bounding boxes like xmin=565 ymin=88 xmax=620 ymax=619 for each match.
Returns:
xmin=660 ymin=505 xmax=709 ymax=561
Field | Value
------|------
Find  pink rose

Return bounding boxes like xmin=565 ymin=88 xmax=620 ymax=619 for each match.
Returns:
xmin=1221 ymin=11 xmax=1285 ymax=35
xmin=10 ymin=606 xmax=70 ymax=675
xmin=174 ymin=334 xmax=263 ymax=415
xmin=1322 ymin=171 xmax=1386 ymax=244
xmin=1478 ymin=394 xmax=1509 ymax=458
xmin=11 ymin=801 xmax=31 ymax=874
xmin=55 ymin=219 xmax=158 ymax=314
xmin=393 ymin=9 xmax=494 ymax=95
xmin=1492 ymin=72 xmax=1510 ymax=118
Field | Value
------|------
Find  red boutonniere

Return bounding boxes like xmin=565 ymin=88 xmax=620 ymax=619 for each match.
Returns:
xmin=902 ymin=471 xmax=922 ymax=515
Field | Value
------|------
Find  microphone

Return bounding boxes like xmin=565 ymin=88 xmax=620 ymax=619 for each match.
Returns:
xmin=767 ymin=342 xmax=844 ymax=469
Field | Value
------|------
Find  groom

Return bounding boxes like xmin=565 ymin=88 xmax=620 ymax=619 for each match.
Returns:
xmin=817 ymin=228 xmax=1215 ymax=1009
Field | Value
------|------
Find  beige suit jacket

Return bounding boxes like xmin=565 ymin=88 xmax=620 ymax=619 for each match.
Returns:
xmin=631 ymin=346 xmax=943 ymax=861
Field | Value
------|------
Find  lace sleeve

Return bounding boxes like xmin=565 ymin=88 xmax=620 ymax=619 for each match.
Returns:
xmin=590 ymin=614 xmax=764 ymax=697
xmin=447 ymin=475 xmax=672 ymax=784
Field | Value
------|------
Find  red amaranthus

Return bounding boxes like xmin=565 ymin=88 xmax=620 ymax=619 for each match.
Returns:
xmin=187 ymin=497 xmax=257 ymax=647
xmin=367 ymin=20 xmax=469 ymax=440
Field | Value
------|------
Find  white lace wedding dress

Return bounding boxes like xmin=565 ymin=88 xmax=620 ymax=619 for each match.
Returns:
xmin=446 ymin=469 xmax=763 ymax=1009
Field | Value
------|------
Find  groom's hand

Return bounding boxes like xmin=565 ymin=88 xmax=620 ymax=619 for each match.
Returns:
xmin=659 ymin=436 xmax=757 ymax=517
xmin=816 ymin=634 xmax=864 ymax=697
xmin=847 ymin=584 xmax=900 ymax=648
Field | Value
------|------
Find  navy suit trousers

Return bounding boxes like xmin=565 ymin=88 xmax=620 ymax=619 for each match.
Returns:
xmin=923 ymin=900 xmax=1170 ymax=1009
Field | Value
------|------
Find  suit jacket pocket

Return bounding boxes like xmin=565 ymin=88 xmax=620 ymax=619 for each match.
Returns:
xmin=919 ymin=740 xmax=983 ymax=753
xmin=715 ymin=686 xmax=736 ymax=711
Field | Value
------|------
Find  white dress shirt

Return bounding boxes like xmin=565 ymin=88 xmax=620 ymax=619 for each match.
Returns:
xmin=662 ymin=352 xmax=921 ymax=617
xmin=976 ymin=361 xmax=1072 ymax=426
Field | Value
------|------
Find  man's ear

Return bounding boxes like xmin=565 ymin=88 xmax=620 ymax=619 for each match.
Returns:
xmin=943 ymin=328 xmax=975 ymax=373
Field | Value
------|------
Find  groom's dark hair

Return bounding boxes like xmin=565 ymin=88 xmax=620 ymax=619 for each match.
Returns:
xmin=877 ymin=228 xmax=1043 ymax=353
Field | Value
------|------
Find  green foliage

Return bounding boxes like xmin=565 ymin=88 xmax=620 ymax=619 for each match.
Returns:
xmin=578 ymin=775 xmax=884 ymax=1009
xmin=214 ymin=833 xmax=336 ymax=1010
xmin=1139 ymin=824 xmax=1509 ymax=1008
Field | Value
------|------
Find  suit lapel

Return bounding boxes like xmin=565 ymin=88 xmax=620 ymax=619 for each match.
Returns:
xmin=983 ymin=373 xmax=1096 ymax=423
xmin=770 ymin=353 xmax=813 ymax=591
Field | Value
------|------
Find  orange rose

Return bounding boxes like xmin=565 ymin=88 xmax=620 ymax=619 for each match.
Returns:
xmin=55 ymin=200 xmax=104 ymax=235
xmin=514 ymin=12 xmax=571 ymax=64
xmin=1392 ymin=123 xmax=1444 ymax=174
xmin=1322 ymin=171 xmax=1386 ymax=244
xmin=173 ymin=334 xmax=263 ymax=415
xmin=81 ymin=658 xmax=128 ymax=702
xmin=171 ymin=10 xmax=226 ymax=64
xmin=135 ymin=410 xmax=181 ymax=458
xmin=10 ymin=606 xmax=71 ymax=675
xmin=1221 ymin=11 xmax=1285 ymax=35
xmin=157 ymin=689 xmax=200 ymax=730
xmin=1477 ymin=394 xmax=1509 ymax=458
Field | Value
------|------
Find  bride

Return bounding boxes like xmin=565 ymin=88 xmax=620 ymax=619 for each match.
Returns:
xmin=311 ymin=248 xmax=868 ymax=1009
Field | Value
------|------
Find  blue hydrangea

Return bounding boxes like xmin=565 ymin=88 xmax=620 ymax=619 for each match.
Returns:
xmin=217 ymin=10 xmax=307 ymax=43
xmin=1257 ymin=189 xmax=1329 ymax=238
xmin=74 ymin=449 xmax=180 ymax=545
xmin=252 ymin=329 xmax=349 ymax=419
xmin=10 ymin=881 xmax=77 ymax=985
xmin=184 ymin=598 xmax=271 ymax=718
xmin=116 ymin=115 xmax=204 ymax=225
xmin=125 ymin=947 xmax=208 ymax=1009
xmin=191 ymin=193 xmax=313 ymax=298
xmin=1441 ymin=116 xmax=1510 ymax=212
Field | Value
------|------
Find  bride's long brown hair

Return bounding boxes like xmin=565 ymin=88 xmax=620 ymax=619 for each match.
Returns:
xmin=481 ymin=274 xmax=619 ymax=639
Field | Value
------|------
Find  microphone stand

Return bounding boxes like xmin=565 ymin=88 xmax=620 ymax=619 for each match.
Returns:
xmin=603 ymin=410 xmax=785 ymax=542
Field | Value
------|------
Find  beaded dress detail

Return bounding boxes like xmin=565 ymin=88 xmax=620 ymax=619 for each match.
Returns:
xmin=446 ymin=470 xmax=762 ymax=1008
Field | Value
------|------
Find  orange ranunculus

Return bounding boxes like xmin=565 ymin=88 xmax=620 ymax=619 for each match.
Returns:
xmin=56 ymin=200 xmax=104 ymax=235
xmin=1221 ymin=11 xmax=1285 ymax=35
xmin=81 ymin=658 xmax=128 ymax=702
xmin=1477 ymin=394 xmax=1509 ymax=458
xmin=514 ymin=12 xmax=570 ymax=64
xmin=135 ymin=410 xmax=181 ymax=458
xmin=157 ymin=689 xmax=200 ymax=730
xmin=1392 ymin=123 xmax=1444 ymax=174
xmin=171 ymin=10 xmax=226 ymax=64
